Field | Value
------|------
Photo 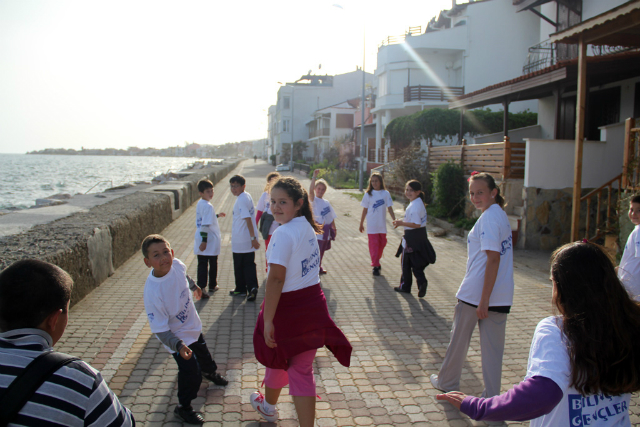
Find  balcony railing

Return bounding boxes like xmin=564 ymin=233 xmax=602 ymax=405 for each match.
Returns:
xmin=404 ymin=85 xmax=464 ymax=102
xmin=379 ymin=26 xmax=422 ymax=47
xmin=309 ymin=127 xmax=330 ymax=139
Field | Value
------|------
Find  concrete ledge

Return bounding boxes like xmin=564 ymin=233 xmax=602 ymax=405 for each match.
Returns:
xmin=0 ymin=160 xmax=239 ymax=306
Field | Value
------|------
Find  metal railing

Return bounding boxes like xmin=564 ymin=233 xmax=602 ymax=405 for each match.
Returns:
xmin=379 ymin=26 xmax=422 ymax=47
xmin=404 ymin=85 xmax=464 ymax=102
xmin=85 ymin=180 xmax=114 ymax=194
xmin=308 ymin=128 xmax=330 ymax=139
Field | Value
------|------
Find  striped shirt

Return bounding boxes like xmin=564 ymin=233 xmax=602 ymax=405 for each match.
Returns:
xmin=0 ymin=328 xmax=135 ymax=426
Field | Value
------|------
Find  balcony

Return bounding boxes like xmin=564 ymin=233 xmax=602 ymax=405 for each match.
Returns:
xmin=309 ymin=127 xmax=330 ymax=139
xmin=403 ymin=85 xmax=464 ymax=102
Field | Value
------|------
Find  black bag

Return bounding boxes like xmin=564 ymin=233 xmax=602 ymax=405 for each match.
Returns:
xmin=0 ymin=350 xmax=79 ymax=426
xmin=259 ymin=213 xmax=275 ymax=240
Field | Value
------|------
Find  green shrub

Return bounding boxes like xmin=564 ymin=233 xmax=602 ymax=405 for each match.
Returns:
xmin=432 ymin=161 xmax=466 ymax=218
xmin=454 ymin=217 xmax=478 ymax=230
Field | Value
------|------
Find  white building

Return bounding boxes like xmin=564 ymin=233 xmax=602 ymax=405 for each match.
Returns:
xmin=267 ymin=105 xmax=277 ymax=163
xmin=306 ymin=100 xmax=357 ymax=162
xmin=273 ymin=70 xmax=373 ymax=164
xmin=372 ymin=0 xmax=540 ymax=161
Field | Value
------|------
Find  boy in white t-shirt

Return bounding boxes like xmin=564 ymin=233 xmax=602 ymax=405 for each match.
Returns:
xmin=618 ymin=195 xmax=640 ymax=301
xmin=229 ymin=175 xmax=261 ymax=301
xmin=194 ymin=179 xmax=225 ymax=299
xmin=142 ymin=234 xmax=228 ymax=425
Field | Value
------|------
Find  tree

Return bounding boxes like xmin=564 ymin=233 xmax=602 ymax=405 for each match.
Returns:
xmin=292 ymin=141 xmax=308 ymax=162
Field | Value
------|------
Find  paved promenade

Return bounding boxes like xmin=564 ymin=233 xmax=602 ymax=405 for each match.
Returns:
xmin=57 ymin=160 xmax=640 ymax=426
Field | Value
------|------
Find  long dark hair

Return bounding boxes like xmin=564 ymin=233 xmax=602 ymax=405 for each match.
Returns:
xmin=406 ymin=180 xmax=426 ymax=205
xmin=271 ymin=177 xmax=322 ymax=234
xmin=468 ymin=172 xmax=505 ymax=209
xmin=366 ymin=172 xmax=386 ymax=195
xmin=550 ymin=241 xmax=640 ymax=395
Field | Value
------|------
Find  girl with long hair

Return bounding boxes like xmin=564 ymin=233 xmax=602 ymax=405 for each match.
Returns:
xmin=360 ymin=172 xmax=396 ymax=276
xmin=251 ymin=177 xmax=352 ymax=427
xmin=309 ymin=169 xmax=337 ymax=274
xmin=430 ymin=172 xmax=513 ymax=398
xmin=392 ymin=180 xmax=434 ymax=297
xmin=437 ymin=241 xmax=640 ymax=426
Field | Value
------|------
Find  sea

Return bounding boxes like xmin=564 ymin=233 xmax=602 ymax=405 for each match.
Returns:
xmin=0 ymin=154 xmax=198 ymax=211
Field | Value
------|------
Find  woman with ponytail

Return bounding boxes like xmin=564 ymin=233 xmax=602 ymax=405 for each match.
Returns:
xmin=392 ymin=180 xmax=435 ymax=298
xmin=250 ymin=176 xmax=352 ymax=427
xmin=431 ymin=172 xmax=514 ymax=399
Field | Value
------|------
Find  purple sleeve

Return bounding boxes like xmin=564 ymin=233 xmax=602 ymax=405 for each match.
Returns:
xmin=460 ymin=376 xmax=563 ymax=422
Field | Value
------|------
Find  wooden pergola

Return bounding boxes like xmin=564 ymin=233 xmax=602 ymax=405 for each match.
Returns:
xmin=548 ymin=0 xmax=640 ymax=241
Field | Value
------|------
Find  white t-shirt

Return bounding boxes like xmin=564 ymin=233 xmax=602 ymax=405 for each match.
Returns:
xmin=194 ymin=199 xmax=221 ymax=256
xmin=526 ymin=316 xmax=631 ymax=427
xmin=456 ymin=203 xmax=514 ymax=307
xmin=618 ymin=224 xmax=640 ymax=301
xmin=231 ymin=191 xmax=258 ymax=253
xmin=256 ymin=191 xmax=280 ymax=236
xmin=361 ymin=190 xmax=394 ymax=234
xmin=312 ymin=197 xmax=337 ymax=240
xmin=143 ymin=259 xmax=202 ymax=353
xmin=266 ymin=216 xmax=321 ymax=293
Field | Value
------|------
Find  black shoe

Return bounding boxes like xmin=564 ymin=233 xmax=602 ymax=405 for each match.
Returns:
xmin=202 ymin=371 xmax=228 ymax=386
xmin=394 ymin=286 xmax=411 ymax=294
xmin=174 ymin=406 xmax=204 ymax=425
xmin=372 ymin=266 xmax=381 ymax=276
xmin=229 ymin=290 xmax=245 ymax=296
xmin=247 ymin=287 xmax=258 ymax=301
xmin=418 ymin=283 xmax=427 ymax=298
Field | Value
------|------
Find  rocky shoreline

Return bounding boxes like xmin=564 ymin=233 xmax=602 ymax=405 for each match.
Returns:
xmin=0 ymin=160 xmax=239 ymax=306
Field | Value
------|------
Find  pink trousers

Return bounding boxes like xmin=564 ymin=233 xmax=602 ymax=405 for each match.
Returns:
xmin=368 ymin=233 xmax=387 ymax=267
xmin=264 ymin=349 xmax=317 ymax=396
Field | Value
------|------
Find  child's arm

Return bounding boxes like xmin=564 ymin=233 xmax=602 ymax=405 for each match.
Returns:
xmin=309 ymin=169 xmax=319 ymax=202
xmin=186 ymin=274 xmax=202 ymax=300
xmin=359 ymin=208 xmax=368 ymax=233
xmin=393 ymin=219 xmax=421 ymax=229
xmin=387 ymin=206 xmax=396 ymax=222
xmin=263 ymin=264 xmax=286 ymax=348
xmin=199 ymin=225 xmax=211 ymax=251
xmin=244 ymin=217 xmax=260 ymax=249
xmin=155 ymin=330 xmax=192 ymax=359
xmin=477 ymin=250 xmax=500 ymax=319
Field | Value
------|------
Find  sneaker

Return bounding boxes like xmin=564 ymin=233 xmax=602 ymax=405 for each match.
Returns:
xmin=418 ymin=282 xmax=427 ymax=298
xmin=319 ymin=268 xmax=327 ymax=275
xmin=200 ymin=292 xmax=210 ymax=299
xmin=372 ymin=266 xmax=380 ymax=276
xmin=394 ymin=286 xmax=411 ymax=294
xmin=202 ymin=371 xmax=228 ymax=386
xmin=229 ymin=290 xmax=245 ymax=296
xmin=174 ymin=406 xmax=204 ymax=425
xmin=209 ymin=285 xmax=219 ymax=293
xmin=250 ymin=391 xmax=278 ymax=423
xmin=430 ymin=374 xmax=450 ymax=392
xmin=247 ymin=287 xmax=258 ymax=302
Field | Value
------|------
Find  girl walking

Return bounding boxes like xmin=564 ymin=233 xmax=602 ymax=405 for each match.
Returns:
xmin=430 ymin=172 xmax=513 ymax=398
xmin=359 ymin=172 xmax=396 ymax=276
xmin=437 ymin=241 xmax=640 ymax=426
xmin=251 ymin=177 xmax=352 ymax=427
xmin=309 ymin=169 xmax=337 ymax=274
xmin=392 ymin=180 xmax=434 ymax=297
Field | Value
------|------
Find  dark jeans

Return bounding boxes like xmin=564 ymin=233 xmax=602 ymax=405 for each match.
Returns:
xmin=399 ymin=249 xmax=428 ymax=293
xmin=232 ymin=252 xmax=258 ymax=294
xmin=171 ymin=334 xmax=218 ymax=408
xmin=197 ymin=255 xmax=218 ymax=290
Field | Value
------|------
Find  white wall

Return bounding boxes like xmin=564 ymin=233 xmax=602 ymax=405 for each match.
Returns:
xmin=537 ymin=96 xmax=556 ymax=140
xmin=524 ymin=122 xmax=625 ymax=189
xmin=583 ymin=0 xmax=628 ymax=20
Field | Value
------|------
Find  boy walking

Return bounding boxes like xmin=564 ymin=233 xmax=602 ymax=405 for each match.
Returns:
xmin=142 ymin=234 xmax=228 ymax=425
xmin=194 ymin=179 xmax=225 ymax=299
xmin=229 ymin=174 xmax=260 ymax=301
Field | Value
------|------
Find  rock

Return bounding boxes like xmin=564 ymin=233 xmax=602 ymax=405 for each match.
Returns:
xmin=34 ymin=198 xmax=68 ymax=207
xmin=50 ymin=193 xmax=73 ymax=200
xmin=432 ymin=227 xmax=447 ymax=237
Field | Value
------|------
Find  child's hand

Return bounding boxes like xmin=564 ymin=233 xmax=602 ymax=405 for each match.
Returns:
xmin=264 ymin=321 xmax=277 ymax=348
xmin=313 ymin=169 xmax=320 ymax=178
xmin=251 ymin=239 xmax=261 ymax=250
xmin=193 ymin=287 xmax=202 ymax=301
xmin=392 ymin=220 xmax=402 ymax=228
xmin=179 ymin=345 xmax=193 ymax=360
xmin=199 ymin=242 xmax=207 ymax=251
xmin=359 ymin=224 xmax=364 ymax=233
xmin=219 ymin=212 xmax=226 ymax=218
xmin=436 ymin=392 xmax=466 ymax=409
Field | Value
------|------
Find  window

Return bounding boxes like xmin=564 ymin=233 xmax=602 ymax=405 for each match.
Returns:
xmin=336 ymin=114 xmax=354 ymax=129
xmin=282 ymin=97 xmax=290 ymax=109
xmin=282 ymin=120 xmax=290 ymax=133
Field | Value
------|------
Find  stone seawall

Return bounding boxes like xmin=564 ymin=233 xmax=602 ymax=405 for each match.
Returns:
xmin=0 ymin=161 xmax=239 ymax=306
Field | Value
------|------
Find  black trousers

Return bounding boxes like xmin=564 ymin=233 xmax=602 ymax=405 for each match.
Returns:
xmin=197 ymin=255 xmax=218 ymax=290
xmin=232 ymin=251 xmax=258 ymax=294
xmin=171 ymin=334 xmax=218 ymax=408
xmin=399 ymin=249 xmax=428 ymax=294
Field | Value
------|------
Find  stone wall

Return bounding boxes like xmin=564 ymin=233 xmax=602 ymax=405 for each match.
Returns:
xmin=0 ymin=161 xmax=239 ymax=306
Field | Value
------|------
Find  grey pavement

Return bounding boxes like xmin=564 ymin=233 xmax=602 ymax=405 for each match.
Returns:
xmin=57 ymin=160 xmax=640 ymax=426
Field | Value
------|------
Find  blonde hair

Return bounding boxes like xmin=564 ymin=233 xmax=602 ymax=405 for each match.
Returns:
xmin=264 ymin=172 xmax=281 ymax=192
xmin=315 ymin=178 xmax=328 ymax=191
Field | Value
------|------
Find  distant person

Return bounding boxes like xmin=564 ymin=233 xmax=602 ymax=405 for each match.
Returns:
xmin=309 ymin=169 xmax=337 ymax=274
xmin=359 ymin=171 xmax=396 ymax=276
xmin=617 ymin=194 xmax=640 ymax=301
xmin=431 ymin=172 xmax=513 ymax=398
xmin=437 ymin=241 xmax=640 ymax=426
xmin=256 ymin=172 xmax=281 ymax=271
xmin=254 ymin=154 xmax=257 ymax=163
xmin=0 ymin=259 xmax=135 ymax=426
xmin=251 ymin=177 xmax=352 ymax=426
xmin=194 ymin=179 xmax=225 ymax=299
xmin=392 ymin=180 xmax=434 ymax=297
xmin=142 ymin=234 xmax=228 ymax=425
xmin=229 ymin=175 xmax=260 ymax=301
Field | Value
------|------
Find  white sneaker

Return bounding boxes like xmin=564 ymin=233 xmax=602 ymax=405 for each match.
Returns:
xmin=250 ymin=391 xmax=278 ymax=422
xmin=430 ymin=374 xmax=450 ymax=392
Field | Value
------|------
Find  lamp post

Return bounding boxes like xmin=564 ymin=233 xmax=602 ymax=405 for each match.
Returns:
xmin=359 ymin=37 xmax=366 ymax=192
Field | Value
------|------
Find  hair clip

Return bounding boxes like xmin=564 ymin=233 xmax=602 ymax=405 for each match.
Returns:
xmin=467 ymin=171 xmax=479 ymax=182
xmin=582 ymin=238 xmax=589 ymax=244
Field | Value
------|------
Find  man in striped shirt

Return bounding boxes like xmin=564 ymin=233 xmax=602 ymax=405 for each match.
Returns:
xmin=0 ymin=259 xmax=135 ymax=426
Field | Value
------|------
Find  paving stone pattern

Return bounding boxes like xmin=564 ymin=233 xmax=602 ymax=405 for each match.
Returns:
xmin=57 ymin=161 xmax=640 ymax=426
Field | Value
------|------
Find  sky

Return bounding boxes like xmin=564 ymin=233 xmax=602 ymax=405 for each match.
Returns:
xmin=0 ymin=0 xmax=452 ymax=153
